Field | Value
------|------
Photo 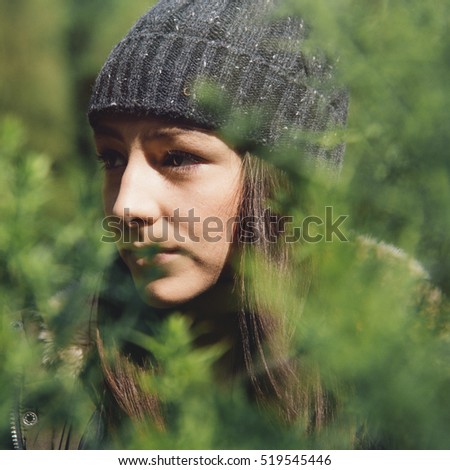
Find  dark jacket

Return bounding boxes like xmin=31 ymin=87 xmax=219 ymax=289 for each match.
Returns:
xmin=8 ymin=307 xmax=96 ymax=450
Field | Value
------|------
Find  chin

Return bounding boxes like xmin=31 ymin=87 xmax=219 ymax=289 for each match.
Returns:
xmin=134 ymin=276 xmax=208 ymax=309
xmin=139 ymin=290 xmax=181 ymax=309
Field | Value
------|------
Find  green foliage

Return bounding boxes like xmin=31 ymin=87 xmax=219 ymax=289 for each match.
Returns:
xmin=1 ymin=0 xmax=449 ymax=451
xmin=0 ymin=115 xmax=109 ymax=447
xmin=282 ymin=0 xmax=450 ymax=293
xmin=295 ymin=239 xmax=450 ymax=448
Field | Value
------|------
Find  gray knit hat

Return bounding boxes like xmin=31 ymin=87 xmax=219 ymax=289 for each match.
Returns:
xmin=88 ymin=0 xmax=348 ymax=165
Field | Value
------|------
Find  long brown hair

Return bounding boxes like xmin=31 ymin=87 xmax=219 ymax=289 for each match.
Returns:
xmin=236 ymin=153 xmax=329 ymax=426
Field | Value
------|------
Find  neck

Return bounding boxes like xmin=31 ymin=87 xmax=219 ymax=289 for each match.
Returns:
xmin=152 ymin=274 xmax=244 ymax=381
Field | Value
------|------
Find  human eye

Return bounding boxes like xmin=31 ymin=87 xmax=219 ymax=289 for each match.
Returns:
xmin=97 ymin=149 xmax=127 ymax=170
xmin=163 ymin=150 xmax=203 ymax=171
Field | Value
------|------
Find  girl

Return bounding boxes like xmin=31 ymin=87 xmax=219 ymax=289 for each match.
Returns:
xmin=12 ymin=0 xmax=348 ymax=449
xmin=87 ymin=0 xmax=348 ymax=445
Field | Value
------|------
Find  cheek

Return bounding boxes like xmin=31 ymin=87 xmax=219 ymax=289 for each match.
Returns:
xmin=194 ymin=177 xmax=241 ymax=244
xmin=193 ymin=184 xmax=241 ymax=273
xmin=203 ymin=165 xmax=242 ymax=221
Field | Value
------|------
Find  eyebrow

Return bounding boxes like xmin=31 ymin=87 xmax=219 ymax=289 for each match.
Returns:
xmin=92 ymin=124 xmax=122 ymax=140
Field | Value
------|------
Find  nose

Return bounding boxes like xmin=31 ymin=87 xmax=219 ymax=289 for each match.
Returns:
xmin=111 ymin=154 xmax=163 ymax=228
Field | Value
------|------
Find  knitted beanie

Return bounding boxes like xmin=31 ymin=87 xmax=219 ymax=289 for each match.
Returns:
xmin=88 ymin=0 xmax=348 ymax=166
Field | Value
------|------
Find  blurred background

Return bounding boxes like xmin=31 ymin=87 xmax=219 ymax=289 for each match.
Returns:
xmin=0 ymin=0 xmax=156 ymax=217
xmin=1 ymin=0 xmax=449 ymax=449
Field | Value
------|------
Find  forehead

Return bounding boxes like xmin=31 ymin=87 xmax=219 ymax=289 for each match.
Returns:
xmin=92 ymin=115 xmax=213 ymax=141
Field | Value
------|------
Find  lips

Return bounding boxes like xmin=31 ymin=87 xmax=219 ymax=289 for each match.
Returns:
xmin=121 ymin=244 xmax=181 ymax=267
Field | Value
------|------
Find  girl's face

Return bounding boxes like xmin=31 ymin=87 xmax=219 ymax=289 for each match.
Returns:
xmin=94 ymin=116 xmax=242 ymax=308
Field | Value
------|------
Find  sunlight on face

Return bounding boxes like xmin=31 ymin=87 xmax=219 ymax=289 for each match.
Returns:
xmin=94 ymin=116 xmax=242 ymax=308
